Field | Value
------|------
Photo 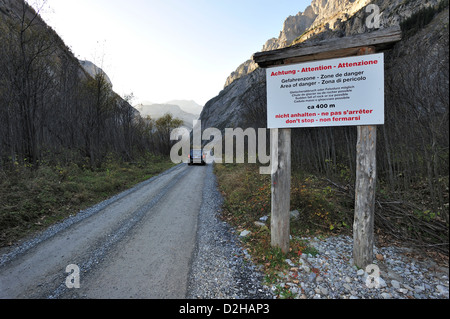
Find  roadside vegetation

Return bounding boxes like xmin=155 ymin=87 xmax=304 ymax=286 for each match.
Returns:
xmin=0 ymin=155 xmax=175 ymax=248
xmin=214 ymin=161 xmax=448 ymax=297
xmin=214 ymin=162 xmax=350 ymax=297
xmin=232 ymin=2 xmax=449 ymax=285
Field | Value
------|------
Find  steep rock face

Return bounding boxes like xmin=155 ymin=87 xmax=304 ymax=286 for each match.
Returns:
xmin=0 ymin=0 xmax=33 ymax=19
xmin=224 ymin=5 xmax=317 ymax=88
xmin=0 ymin=0 xmax=139 ymax=119
xmin=294 ymin=0 xmax=440 ymax=43
xmin=224 ymin=60 xmax=259 ymax=88
xmin=200 ymin=68 xmax=266 ymax=131
xmin=79 ymin=60 xmax=113 ymax=87
xmin=202 ymin=0 xmax=448 ymax=132
xmin=264 ymin=5 xmax=318 ymax=51
xmin=224 ymin=0 xmax=372 ymax=87
xmin=224 ymin=0 xmax=441 ymax=88
xmin=310 ymin=0 xmax=371 ymax=28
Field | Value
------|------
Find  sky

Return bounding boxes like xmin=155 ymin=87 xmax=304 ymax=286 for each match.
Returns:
xmin=31 ymin=0 xmax=311 ymax=107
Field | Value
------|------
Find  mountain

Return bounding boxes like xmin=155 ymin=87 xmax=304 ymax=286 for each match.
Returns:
xmin=135 ymin=100 xmax=203 ymax=130
xmin=198 ymin=0 xmax=449 ymax=252
xmin=165 ymin=100 xmax=203 ymax=116
xmin=223 ymin=0 xmax=443 ymax=88
xmin=136 ymin=103 xmax=199 ymax=130
xmin=0 ymin=0 xmax=144 ymax=167
xmin=79 ymin=60 xmax=113 ymax=87
xmin=200 ymin=68 xmax=266 ymax=131
xmin=223 ymin=0 xmax=354 ymax=87
xmin=202 ymin=0 xmax=448 ymax=131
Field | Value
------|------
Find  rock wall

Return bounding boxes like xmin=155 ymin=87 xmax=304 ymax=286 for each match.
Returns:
xmin=223 ymin=0 xmax=441 ymax=88
xmin=202 ymin=0 xmax=448 ymax=132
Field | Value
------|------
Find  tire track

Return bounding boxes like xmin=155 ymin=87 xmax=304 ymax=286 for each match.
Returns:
xmin=0 ymin=164 xmax=190 ymax=298
xmin=46 ymin=165 xmax=190 ymax=299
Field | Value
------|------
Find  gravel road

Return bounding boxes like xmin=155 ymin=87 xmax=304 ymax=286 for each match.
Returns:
xmin=0 ymin=163 xmax=268 ymax=299
xmin=2 ymin=163 xmax=447 ymax=300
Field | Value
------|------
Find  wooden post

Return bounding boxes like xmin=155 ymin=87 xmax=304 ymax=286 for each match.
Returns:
xmin=271 ymin=128 xmax=291 ymax=254
xmin=353 ymin=47 xmax=377 ymax=269
xmin=253 ymin=29 xmax=401 ymax=263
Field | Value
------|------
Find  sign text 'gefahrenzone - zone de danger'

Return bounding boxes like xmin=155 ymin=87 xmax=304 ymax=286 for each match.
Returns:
xmin=266 ymin=53 xmax=384 ymax=128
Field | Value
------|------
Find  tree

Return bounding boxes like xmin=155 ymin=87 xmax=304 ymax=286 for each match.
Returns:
xmin=0 ymin=0 xmax=59 ymax=167
xmin=155 ymin=114 xmax=183 ymax=155
xmin=79 ymin=72 xmax=117 ymax=168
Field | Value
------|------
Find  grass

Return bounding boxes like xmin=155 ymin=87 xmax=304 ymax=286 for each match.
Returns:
xmin=214 ymin=161 xmax=450 ymax=297
xmin=0 ymin=154 xmax=176 ymax=248
xmin=214 ymin=162 xmax=351 ymax=298
xmin=215 ymin=162 xmax=353 ymax=238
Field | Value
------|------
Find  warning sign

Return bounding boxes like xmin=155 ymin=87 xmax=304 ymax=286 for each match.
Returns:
xmin=266 ymin=53 xmax=384 ymax=128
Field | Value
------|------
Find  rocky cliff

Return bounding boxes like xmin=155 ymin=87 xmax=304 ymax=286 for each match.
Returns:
xmin=0 ymin=0 xmax=131 ymax=105
xmin=203 ymin=0 xmax=448 ymax=132
xmin=223 ymin=0 xmax=442 ymax=88
xmin=200 ymin=68 xmax=266 ymax=131
xmin=79 ymin=60 xmax=113 ymax=87
xmin=0 ymin=0 xmax=145 ymax=167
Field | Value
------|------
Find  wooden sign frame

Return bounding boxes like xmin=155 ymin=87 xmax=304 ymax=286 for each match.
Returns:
xmin=252 ymin=26 xmax=402 ymax=268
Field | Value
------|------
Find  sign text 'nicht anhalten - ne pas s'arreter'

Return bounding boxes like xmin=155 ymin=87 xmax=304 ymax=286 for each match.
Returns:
xmin=266 ymin=53 xmax=384 ymax=129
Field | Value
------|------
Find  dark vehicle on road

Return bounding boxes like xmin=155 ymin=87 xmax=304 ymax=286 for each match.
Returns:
xmin=188 ymin=149 xmax=206 ymax=165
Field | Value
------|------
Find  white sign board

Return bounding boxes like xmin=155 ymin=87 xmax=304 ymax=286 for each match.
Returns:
xmin=266 ymin=53 xmax=384 ymax=128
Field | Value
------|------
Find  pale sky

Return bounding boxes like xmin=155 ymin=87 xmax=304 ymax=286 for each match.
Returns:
xmin=31 ymin=0 xmax=310 ymax=106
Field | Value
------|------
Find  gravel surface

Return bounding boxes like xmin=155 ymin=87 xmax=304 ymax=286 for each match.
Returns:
xmin=1 ymin=164 xmax=200 ymax=299
xmin=2 ymin=162 xmax=448 ymax=300
xmin=187 ymin=164 xmax=274 ymax=299
xmin=269 ymin=235 xmax=449 ymax=299
xmin=187 ymin=164 xmax=449 ymax=300
xmin=0 ymin=164 xmax=183 ymax=268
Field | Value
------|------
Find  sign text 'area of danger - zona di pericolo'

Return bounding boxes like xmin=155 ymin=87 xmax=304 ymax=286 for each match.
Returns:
xmin=266 ymin=53 xmax=384 ymax=128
